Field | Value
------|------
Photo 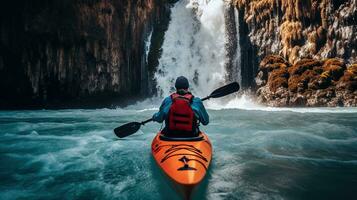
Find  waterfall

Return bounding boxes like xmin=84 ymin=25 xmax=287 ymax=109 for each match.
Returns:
xmin=141 ymin=29 xmax=153 ymax=95
xmin=145 ymin=30 xmax=153 ymax=65
xmin=152 ymin=0 xmax=251 ymax=108
xmin=234 ymin=7 xmax=242 ymax=86
xmin=132 ymin=0 xmax=261 ymax=109
xmin=154 ymin=0 xmax=227 ymax=97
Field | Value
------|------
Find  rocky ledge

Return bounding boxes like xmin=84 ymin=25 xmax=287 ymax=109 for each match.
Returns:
xmin=256 ymin=55 xmax=357 ymax=107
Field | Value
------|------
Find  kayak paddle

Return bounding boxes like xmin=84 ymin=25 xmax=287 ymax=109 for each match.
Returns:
xmin=113 ymin=118 xmax=153 ymax=138
xmin=114 ymin=82 xmax=240 ymax=138
xmin=200 ymin=82 xmax=239 ymax=101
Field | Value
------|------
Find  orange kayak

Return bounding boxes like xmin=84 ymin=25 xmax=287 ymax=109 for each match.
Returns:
xmin=151 ymin=131 xmax=212 ymax=199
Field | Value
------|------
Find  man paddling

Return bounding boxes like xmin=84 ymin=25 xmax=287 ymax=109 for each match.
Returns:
xmin=152 ymin=76 xmax=209 ymax=137
xmin=113 ymin=82 xmax=238 ymax=138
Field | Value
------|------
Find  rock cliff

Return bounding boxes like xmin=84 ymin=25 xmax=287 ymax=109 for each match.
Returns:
xmin=1 ymin=0 xmax=356 ymax=108
xmin=0 ymin=0 xmax=171 ymax=108
xmin=233 ymin=0 xmax=356 ymax=106
xmin=234 ymin=0 xmax=357 ymax=64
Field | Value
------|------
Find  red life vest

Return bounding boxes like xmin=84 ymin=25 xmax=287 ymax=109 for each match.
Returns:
xmin=168 ymin=93 xmax=196 ymax=133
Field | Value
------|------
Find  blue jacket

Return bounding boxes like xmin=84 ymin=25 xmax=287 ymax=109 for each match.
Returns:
xmin=152 ymin=95 xmax=209 ymax=125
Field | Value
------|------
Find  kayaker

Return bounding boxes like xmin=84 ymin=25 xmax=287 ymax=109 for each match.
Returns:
xmin=152 ymin=76 xmax=209 ymax=137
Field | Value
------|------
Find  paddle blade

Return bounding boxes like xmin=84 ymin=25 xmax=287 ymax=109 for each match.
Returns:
xmin=209 ymin=82 xmax=240 ymax=99
xmin=114 ymin=122 xmax=141 ymax=138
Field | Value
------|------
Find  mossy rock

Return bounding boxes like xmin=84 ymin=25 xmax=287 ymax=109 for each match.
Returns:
xmin=270 ymin=68 xmax=289 ymax=79
xmin=288 ymin=68 xmax=320 ymax=92
xmin=264 ymin=63 xmax=288 ymax=72
xmin=302 ymin=70 xmax=319 ymax=81
xmin=288 ymin=75 xmax=306 ymax=92
xmin=318 ymin=71 xmax=332 ymax=89
xmin=322 ymin=58 xmax=346 ymax=81
xmin=323 ymin=65 xmax=345 ymax=81
xmin=313 ymin=66 xmax=324 ymax=74
xmin=320 ymin=71 xmax=331 ymax=79
xmin=308 ymin=80 xmax=319 ymax=90
xmin=323 ymin=58 xmax=345 ymax=69
xmin=347 ymin=64 xmax=357 ymax=75
xmin=259 ymin=55 xmax=289 ymax=72
xmin=269 ymin=77 xmax=289 ymax=92
xmin=260 ymin=55 xmax=287 ymax=66
xmin=288 ymin=58 xmax=322 ymax=75
xmin=268 ymin=68 xmax=289 ymax=92
xmin=337 ymin=70 xmax=357 ymax=91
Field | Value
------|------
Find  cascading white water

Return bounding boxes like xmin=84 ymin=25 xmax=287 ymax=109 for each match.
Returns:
xmin=154 ymin=0 xmax=227 ymax=98
xmin=234 ymin=7 xmax=242 ymax=86
xmin=150 ymin=0 xmax=261 ymax=109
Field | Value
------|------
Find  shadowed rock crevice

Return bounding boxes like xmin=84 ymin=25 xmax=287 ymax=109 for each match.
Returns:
xmin=236 ymin=6 xmax=259 ymax=89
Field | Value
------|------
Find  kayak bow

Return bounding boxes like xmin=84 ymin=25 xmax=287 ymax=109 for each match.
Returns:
xmin=151 ymin=132 xmax=212 ymax=199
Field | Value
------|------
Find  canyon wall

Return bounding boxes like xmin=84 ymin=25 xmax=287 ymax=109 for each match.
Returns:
xmin=234 ymin=0 xmax=356 ymax=106
xmin=1 ymin=0 xmax=355 ymax=108
xmin=234 ymin=0 xmax=357 ymax=64
xmin=0 ymin=0 xmax=171 ymax=108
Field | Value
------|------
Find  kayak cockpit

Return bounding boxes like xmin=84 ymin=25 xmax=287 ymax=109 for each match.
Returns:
xmin=159 ymin=134 xmax=204 ymax=141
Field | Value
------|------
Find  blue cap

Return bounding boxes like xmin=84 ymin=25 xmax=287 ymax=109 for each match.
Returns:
xmin=175 ymin=76 xmax=189 ymax=89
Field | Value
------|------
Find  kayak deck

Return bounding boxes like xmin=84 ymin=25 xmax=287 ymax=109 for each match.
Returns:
xmin=151 ymin=131 xmax=212 ymax=198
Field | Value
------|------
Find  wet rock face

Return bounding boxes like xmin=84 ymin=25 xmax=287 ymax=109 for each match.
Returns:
xmin=256 ymin=55 xmax=357 ymax=107
xmin=0 ymin=0 xmax=168 ymax=108
xmin=233 ymin=0 xmax=356 ymax=106
xmin=234 ymin=0 xmax=357 ymax=64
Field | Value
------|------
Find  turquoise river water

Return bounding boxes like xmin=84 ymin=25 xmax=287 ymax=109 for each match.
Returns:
xmin=1 ymin=106 xmax=357 ymax=199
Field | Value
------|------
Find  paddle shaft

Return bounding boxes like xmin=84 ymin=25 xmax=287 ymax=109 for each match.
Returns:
xmin=141 ymin=118 xmax=153 ymax=125
xmin=201 ymin=96 xmax=210 ymax=101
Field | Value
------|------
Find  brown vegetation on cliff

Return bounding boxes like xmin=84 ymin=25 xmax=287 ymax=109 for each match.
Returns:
xmin=268 ymin=68 xmax=289 ymax=92
xmin=258 ymin=55 xmax=289 ymax=92
xmin=256 ymin=55 xmax=356 ymax=106
xmin=337 ymin=64 xmax=357 ymax=91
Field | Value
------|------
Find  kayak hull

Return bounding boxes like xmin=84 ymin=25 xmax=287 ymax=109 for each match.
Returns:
xmin=151 ymin=132 xmax=212 ymax=199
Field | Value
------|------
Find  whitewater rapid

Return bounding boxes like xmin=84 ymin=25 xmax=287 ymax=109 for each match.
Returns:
xmin=1 ymin=108 xmax=356 ymax=199
xmin=126 ymin=93 xmax=357 ymax=114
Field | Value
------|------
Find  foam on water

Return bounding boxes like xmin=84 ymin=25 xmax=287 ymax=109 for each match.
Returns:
xmin=0 ymin=108 xmax=356 ymax=199
xmin=125 ymin=93 xmax=357 ymax=114
xmin=206 ymin=94 xmax=357 ymax=113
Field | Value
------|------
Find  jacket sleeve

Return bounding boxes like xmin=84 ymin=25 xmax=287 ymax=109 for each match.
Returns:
xmin=152 ymin=97 xmax=172 ymax=123
xmin=191 ymin=97 xmax=209 ymax=125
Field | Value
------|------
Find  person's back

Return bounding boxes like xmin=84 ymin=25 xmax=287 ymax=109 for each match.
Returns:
xmin=152 ymin=76 xmax=209 ymax=137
